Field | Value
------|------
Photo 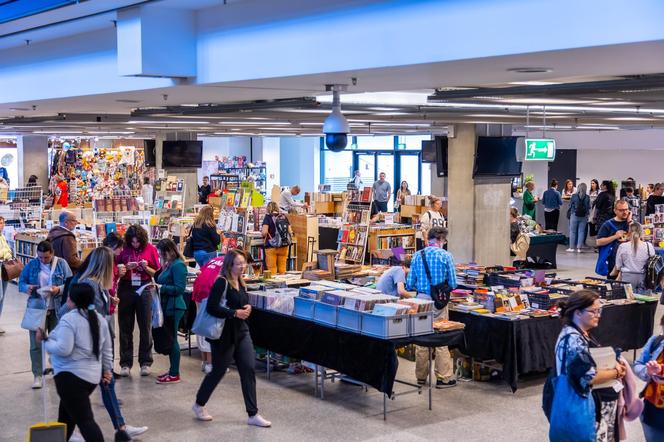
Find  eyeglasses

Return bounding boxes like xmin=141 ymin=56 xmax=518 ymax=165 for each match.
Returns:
xmin=584 ymin=308 xmax=602 ymax=317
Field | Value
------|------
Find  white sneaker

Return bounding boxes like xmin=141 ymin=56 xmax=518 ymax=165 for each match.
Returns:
xmin=576 ymin=248 xmax=582 ymax=253
xmin=119 ymin=367 xmax=130 ymax=377
xmin=68 ymin=429 xmax=84 ymax=442
xmin=247 ymin=414 xmax=271 ymax=428
xmin=565 ymin=248 xmax=575 ymax=252
xmin=32 ymin=376 xmax=43 ymax=389
xmin=0 ymin=326 xmax=5 ymax=334
xmin=192 ymin=403 xmax=213 ymax=421
xmin=125 ymin=425 xmax=148 ymax=438
xmin=204 ymin=363 xmax=212 ymax=375
xmin=201 ymin=361 xmax=206 ymax=372
xmin=140 ymin=366 xmax=150 ymax=376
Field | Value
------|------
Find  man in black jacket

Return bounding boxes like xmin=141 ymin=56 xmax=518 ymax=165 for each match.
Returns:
xmin=646 ymin=183 xmax=664 ymax=216
xmin=198 ymin=176 xmax=212 ymax=204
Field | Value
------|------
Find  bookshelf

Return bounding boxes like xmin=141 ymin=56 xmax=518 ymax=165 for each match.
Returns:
xmin=210 ymin=174 xmax=240 ymax=194
xmin=221 ymin=166 xmax=267 ymax=196
xmin=368 ymin=226 xmax=417 ymax=264
xmin=336 ymin=187 xmax=373 ymax=264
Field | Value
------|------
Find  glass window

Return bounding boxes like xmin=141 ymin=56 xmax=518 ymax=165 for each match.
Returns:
xmin=399 ymin=155 xmax=420 ymax=196
xmin=398 ymin=134 xmax=432 ymax=150
xmin=355 ymin=136 xmax=394 ymax=151
xmin=421 ymin=162 xmax=432 ymax=196
xmin=323 ymin=150 xmax=353 ymax=192
xmin=376 ymin=154 xmax=395 ymax=211
xmin=357 ymin=154 xmax=375 ymax=185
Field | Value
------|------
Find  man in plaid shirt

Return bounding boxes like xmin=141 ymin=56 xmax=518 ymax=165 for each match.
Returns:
xmin=406 ymin=226 xmax=457 ymax=388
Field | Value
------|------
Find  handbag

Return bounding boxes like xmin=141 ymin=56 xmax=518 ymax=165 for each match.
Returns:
xmin=547 ymin=334 xmax=596 ymax=442
xmin=2 ymin=258 xmax=24 ymax=281
xmin=21 ymin=297 xmax=47 ymax=331
xmin=183 ymin=228 xmax=194 ymax=258
xmin=420 ymin=250 xmax=451 ymax=310
xmin=191 ymin=277 xmax=228 ymax=340
xmin=152 ymin=315 xmax=174 ymax=355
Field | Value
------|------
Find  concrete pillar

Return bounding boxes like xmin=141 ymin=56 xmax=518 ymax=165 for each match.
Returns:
xmin=17 ymin=135 xmax=49 ymax=188
xmin=446 ymin=124 xmax=476 ymax=263
xmin=155 ymin=132 xmax=199 ymax=209
xmin=445 ymin=125 xmax=512 ymax=266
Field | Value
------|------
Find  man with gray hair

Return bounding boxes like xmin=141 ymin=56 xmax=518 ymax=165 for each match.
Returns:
xmin=46 ymin=210 xmax=82 ymax=272
xmin=279 ymin=185 xmax=308 ymax=212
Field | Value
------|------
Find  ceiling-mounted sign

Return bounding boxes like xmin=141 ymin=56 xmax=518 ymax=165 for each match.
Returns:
xmin=525 ymin=138 xmax=556 ymax=161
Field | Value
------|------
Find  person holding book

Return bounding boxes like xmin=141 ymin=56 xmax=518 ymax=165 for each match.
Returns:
xmin=262 ymin=202 xmax=293 ymax=274
xmin=279 ymin=185 xmax=308 ymax=212
xmin=376 ymin=256 xmax=415 ymax=298
xmin=117 ymin=225 xmax=160 ymax=377
xmin=406 ymin=227 xmax=457 ymax=388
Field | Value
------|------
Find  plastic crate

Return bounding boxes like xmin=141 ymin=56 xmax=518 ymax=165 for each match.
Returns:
xmin=293 ymin=297 xmax=316 ymax=320
xmin=313 ymin=302 xmax=338 ymax=327
xmin=361 ymin=312 xmax=409 ymax=339
xmin=409 ymin=311 xmax=434 ymax=336
xmin=337 ymin=307 xmax=363 ymax=332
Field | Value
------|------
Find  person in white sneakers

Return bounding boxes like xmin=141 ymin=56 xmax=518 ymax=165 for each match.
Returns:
xmin=192 ymin=249 xmax=271 ymax=428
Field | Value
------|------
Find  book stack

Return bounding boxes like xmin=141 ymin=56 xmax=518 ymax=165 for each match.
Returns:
xmin=298 ymin=285 xmax=330 ymax=300
xmin=342 ymin=293 xmax=397 ymax=311
xmin=334 ymin=262 xmax=362 ymax=278
xmin=433 ymin=319 xmax=465 ymax=331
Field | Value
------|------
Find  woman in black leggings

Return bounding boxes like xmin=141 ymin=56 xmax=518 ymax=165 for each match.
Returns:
xmin=192 ymin=249 xmax=271 ymax=428
xmin=37 ymin=284 xmax=113 ymax=442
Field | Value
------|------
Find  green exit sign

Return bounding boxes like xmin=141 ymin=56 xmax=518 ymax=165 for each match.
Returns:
xmin=525 ymin=139 xmax=556 ymax=161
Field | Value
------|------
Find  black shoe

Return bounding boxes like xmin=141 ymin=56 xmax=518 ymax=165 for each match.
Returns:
xmin=115 ymin=429 xmax=132 ymax=442
xmin=436 ymin=379 xmax=457 ymax=389
xmin=416 ymin=379 xmax=426 ymax=386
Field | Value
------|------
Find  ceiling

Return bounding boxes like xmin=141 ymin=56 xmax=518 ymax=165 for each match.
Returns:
xmin=3 ymin=40 xmax=664 ymax=137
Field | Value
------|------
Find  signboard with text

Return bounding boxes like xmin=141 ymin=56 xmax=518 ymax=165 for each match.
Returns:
xmin=525 ymin=139 xmax=556 ymax=161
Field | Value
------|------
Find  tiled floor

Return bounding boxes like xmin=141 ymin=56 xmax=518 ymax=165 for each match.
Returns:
xmin=0 ymin=246 xmax=658 ymax=441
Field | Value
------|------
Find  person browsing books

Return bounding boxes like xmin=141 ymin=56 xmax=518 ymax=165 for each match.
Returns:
xmin=191 ymin=205 xmax=221 ymax=267
xmin=376 ymin=256 xmax=416 ymax=298
xmin=262 ymin=202 xmax=293 ymax=274
xmin=279 ymin=185 xmax=308 ymax=212
xmin=116 ymin=225 xmax=160 ymax=377
xmin=406 ymin=227 xmax=457 ymax=389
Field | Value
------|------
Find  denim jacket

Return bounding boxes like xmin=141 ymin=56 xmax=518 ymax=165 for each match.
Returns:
xmin=19 ymin=257 xmax=72 ymax=317
xmin=634 ymin=334 xmax=664 ymax=382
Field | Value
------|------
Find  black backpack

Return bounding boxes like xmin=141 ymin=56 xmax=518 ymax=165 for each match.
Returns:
xmin=644 ymin=243 xmax=664 ymax=290
xmin=574 ymin=195 xmax=588 ymax=217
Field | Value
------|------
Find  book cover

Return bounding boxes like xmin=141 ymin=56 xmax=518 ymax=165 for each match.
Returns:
xmin=348 ymin=228 xmax=357 ymax=244
xmin=225 ymin=193 xmax=235 ymax=207
xmin=240 ymin=192 xmax=251 ymax=208
xmin=237 ymin=214 xmax=246 ymax=234
xmin=176 ymin=180 xmax=183 ymax=192
xmin=339 ymin=246 xmax=348 ymax=260
xmin=341 ymin=230 xmax=349 ymax=243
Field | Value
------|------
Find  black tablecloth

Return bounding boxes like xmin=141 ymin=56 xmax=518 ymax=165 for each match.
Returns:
xmin=450 ymin=301 xmax=657 ymax=392
xmin=248 ymin=308 xmax=464 ymax=395
xmin=526 ymin=234 xmax=566 ymax=269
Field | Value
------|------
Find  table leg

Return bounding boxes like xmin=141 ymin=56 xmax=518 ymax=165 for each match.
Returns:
xmin=383 ymin=393 xmax=387 ymax=421
xmin=428 ymin=347 xmax=433 ymax=411
xmin=320 ymin=366 xmax=325 ymax=400
xmin=266 ymin=350 xmax=271 ymax=380
xmin=314 ymin=364 xmax=318 ymax=397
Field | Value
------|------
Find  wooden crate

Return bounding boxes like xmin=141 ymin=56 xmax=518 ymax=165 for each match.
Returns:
xmin=314 ymin=201 xmax=336 ymax=214
xmin=287 ymin=214 xmax=318 ymax=270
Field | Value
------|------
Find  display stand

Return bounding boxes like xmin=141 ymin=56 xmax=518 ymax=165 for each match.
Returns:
xmin=368 ymin=225 xmax=416 ymax=264
xmin=0 ymin=187 xmax=44 ymax=257
xmin=221 ymin=166 xmax=267 ymax=196
xmin=336 ymin=187 xmax=372 ymax=264
xmin=209 ymin=174 xmax=240 ymax=195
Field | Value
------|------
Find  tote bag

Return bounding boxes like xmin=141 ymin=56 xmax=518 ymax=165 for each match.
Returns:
xmin=21 ymin=297 xmax=47 ymax=331
xmin=548 ymin=335 xmax=596 ymax=442
xmin=191 ymin=278 xmax=228 ymax=340
xmin=151 ymin=288 xmax=164 ymax=329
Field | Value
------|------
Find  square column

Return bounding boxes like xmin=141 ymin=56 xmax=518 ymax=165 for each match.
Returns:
xmin=17 ymin=135 xmax=49 ymax=188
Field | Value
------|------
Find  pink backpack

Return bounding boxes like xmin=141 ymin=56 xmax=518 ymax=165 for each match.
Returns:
xmin=192 ymin=256 xmax=225 ymax=303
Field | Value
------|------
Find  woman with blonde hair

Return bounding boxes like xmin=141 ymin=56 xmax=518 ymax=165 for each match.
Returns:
xmin=193 ymin=249 xmax=271 ymax=427
xmin=612 ymin=222 xmax=654 ymax=291
xmin=419 ymin=196 xmax=446 ymax=247
xmin=262 ymin=201 xmax=293 ymax=274
xmin=191 ymin=205 xmax=221 ymax=267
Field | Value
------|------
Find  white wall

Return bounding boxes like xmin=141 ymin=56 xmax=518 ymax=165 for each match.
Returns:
xmin=279 ymin=137 xmax=319 ymax=194
xmin=577 ymin=149 xmax=664 ymax=188
xmin=261 ymin=137 xmax=281 ymax=193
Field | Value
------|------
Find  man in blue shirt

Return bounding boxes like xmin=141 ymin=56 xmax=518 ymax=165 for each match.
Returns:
xmin=542 ymin=179 xmax=564 ymax=231
xmin=376 ymin=256 xmax=415 ymax=298
xmin=406 ymin=227 xmax=457 ymax=388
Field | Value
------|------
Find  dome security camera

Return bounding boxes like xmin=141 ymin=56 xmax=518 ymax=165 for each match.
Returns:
xmin=323 ymin=87 xmax=349 ymax=152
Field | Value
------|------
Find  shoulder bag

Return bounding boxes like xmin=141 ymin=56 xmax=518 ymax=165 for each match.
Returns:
xmin=545 ymin=334 xmax=596 ymax=441
xmin=2 ymin=258 xmax=24 ymax=281
xmin=183 ymin=227 xmax=194 ymax=258
xmin=20 ymin=257 xmax=58 ymax=331
xmin=191 ymin=277 xmax=228 ymax=340
xmin=595 ymin=220 xmax=619 ymax=276
xmin=420 ymin=250 xmax=451 ymax=310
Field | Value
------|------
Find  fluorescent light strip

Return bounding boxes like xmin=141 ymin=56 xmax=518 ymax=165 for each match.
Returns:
xmin=128 ymin=120 xmax=210 ymax=124
xmin=217 ymin=121 xmax=290 ymax=125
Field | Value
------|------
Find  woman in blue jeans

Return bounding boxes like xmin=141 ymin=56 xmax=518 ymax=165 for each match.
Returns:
xmin=568 ymin=183 xmax=591 ymax=253
xmin=62 ymin=247 xmax=148 ymax=442
xmin=190 ymin=205 xmax=220 ymax=267
xmin=155 ymin=239 xmax=188 ymax=384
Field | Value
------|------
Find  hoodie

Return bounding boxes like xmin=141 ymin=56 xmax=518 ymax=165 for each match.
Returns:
xmin=47 ymin=226 xmax=82 ymax=272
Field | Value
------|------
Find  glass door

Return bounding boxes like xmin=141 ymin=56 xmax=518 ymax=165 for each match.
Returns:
xmin=398 ymin=153 xmax=420 ymax=196
xmin=376 ymin=153 xmax=395 ymax=211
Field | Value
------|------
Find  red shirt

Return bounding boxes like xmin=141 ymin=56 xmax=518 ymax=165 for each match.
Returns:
xmin=56 ymin=181 xmax=69 ymax=207
xmin=118 ymin=243 xmax=161 ymax=282
xmin=192 ymin=255 xmax=225 ymax=302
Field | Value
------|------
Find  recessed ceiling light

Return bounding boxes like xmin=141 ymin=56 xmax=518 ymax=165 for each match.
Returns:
xmin=508 ymin=81 xmax=561 ymax=86
xmin=115 ymin=99 xmax=141 ymax=104
xmin=9 ymin=107 xmax=30 ymax=111
xmin=127 ymin=120 xmax=210 ymax=124
xmin=507 ymin=67 xmax=553 ymax=74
